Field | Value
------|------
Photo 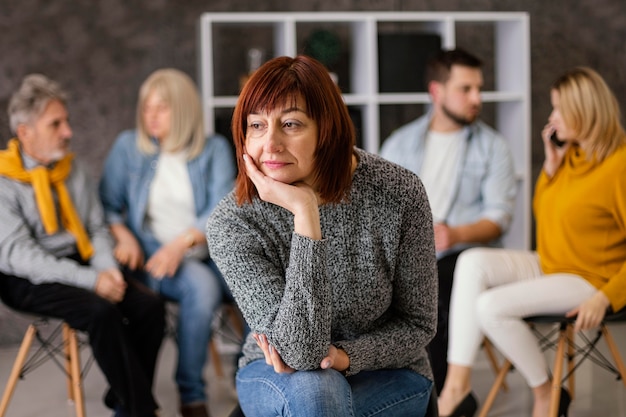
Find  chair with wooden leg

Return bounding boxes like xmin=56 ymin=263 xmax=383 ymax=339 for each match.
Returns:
xmin=478 ymin=307 xmax=626 ymax=417
xmin=166 ymin=301 xmax=246 ymax=379
xmin=208 ymin=302 xmax=246 ymax=378
xmin=482 ymin=338 xmax=509 ymax=392
xmin=0 ymin=318 xmax=91 ymax=417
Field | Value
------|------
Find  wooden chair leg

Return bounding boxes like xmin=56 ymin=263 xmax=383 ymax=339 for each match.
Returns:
xmin=226 ymin=305 xmax=245 ymax=339
xmin=483 ymin=339 xmax=508 ymax=392
xmin=548 ymin=326 xmax=567 ymax=417
xmin=601 ymin=325 xmax=626 ymax=388
xmin=210 ymin=339 xmax=225 ymax=378
xmin=478 ymin=358 xmax=513 ymax=417
xmin=62 ymin=323 xmax=74 ymax=402
xmin=210 ymin=304 xmax=245 ymax=379
xmin=0 ymin=324 xmax=37 ymax=417
xmin=65 ymin=325 xmax=86 ymax=417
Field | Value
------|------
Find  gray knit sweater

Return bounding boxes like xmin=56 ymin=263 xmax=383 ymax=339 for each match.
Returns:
xmin=207 ymin=149 xmax=437 ymax=379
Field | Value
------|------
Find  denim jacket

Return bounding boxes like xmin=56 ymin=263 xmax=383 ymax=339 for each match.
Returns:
xmin=99 ymin=129 xmax=236 ymax=255
xmin=379 ymin=113 xmax=517 ymax=255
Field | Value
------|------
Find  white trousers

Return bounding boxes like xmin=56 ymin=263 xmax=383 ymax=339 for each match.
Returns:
xmin=447 ymin=248 xmax=597 ymax=387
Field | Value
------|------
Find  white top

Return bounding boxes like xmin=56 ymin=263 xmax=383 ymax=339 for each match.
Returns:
xmin=146 ymin=151 xmax=207 ymax=259
xmin=419 ymin=130 xmax=464 ymax=223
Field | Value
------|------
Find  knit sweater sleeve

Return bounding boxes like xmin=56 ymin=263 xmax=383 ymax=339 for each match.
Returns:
xmin=207 ymin=196 xmax=332 ymax=370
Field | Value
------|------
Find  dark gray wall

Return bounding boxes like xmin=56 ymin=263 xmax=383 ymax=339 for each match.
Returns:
xmin=0 ymin=1 xmax=625 ymax=342
xmin=1 ymin=1 xmax=625 ymax=180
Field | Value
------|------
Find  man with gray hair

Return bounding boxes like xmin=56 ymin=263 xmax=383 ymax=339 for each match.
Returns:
xmin=0 ymin=74 xmax=164 ymax=417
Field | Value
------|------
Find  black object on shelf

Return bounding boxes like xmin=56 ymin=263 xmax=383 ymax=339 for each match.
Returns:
xmin=348 ymin=107 xmax=363 ymax=150
xmin=378 ymin=33 xmax=442 ymax=93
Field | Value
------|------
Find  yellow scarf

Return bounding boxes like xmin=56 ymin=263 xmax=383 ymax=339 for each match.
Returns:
xmin=0 ymin=139 xmax=94 ymax=260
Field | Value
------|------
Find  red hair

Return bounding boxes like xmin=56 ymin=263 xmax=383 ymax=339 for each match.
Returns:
xmin=231 ymin=55 xmax=355 ymax=205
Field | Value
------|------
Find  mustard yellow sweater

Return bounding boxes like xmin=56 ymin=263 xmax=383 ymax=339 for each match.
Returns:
xmin=534 ymin=144 xmax=626 ymax=312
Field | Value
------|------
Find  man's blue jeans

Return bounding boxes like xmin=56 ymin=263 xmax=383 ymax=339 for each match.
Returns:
xmin=145 ymin=257 xmax=230 ymax=405
xmin=236 ymin=359 xmax=433 ymax=417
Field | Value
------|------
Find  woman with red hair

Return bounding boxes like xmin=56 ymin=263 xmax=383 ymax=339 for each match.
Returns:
xmin=207 ymin=55 xmax=437 ymax=417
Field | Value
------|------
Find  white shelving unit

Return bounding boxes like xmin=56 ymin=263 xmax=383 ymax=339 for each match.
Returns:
xmin=198 ymin=11 xmax=531 ymax=250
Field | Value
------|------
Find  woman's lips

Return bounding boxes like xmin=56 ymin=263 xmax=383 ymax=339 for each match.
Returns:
xmin=263 ymin=160 xmax=289 ymax=169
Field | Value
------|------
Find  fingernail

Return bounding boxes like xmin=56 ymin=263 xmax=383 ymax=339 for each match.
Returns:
xmin=322 ymin=359 xmax=331 ymax=368
xmin=269 ymin=345 xmax=274 ymax=355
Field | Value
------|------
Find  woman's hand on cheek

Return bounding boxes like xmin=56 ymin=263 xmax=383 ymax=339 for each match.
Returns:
xmin=243 ymin=153 xmax=317 ymax=214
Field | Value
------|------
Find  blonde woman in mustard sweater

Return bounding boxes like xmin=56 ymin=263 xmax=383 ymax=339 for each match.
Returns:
xmin=437 ymin=67 xmax=626 ymax=417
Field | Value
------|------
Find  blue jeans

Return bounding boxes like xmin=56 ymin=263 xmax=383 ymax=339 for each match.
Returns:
xmin=236 ymin=360 xmax=433 ymax=417
xmin=144 ymin=257 xmax=230 ymax=405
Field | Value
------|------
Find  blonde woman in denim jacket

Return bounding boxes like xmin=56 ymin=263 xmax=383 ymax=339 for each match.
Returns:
xmin=99 ymin=68 xmax=236 ymax=417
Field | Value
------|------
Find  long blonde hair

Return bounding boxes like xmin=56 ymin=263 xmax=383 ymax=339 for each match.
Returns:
xmin=136 ymin=68 xmax=205 ymax=159
xmin=553 ymin=67 xmax=626 ymax=162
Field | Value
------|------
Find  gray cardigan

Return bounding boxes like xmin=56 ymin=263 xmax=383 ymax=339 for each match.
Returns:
xmin=207 ymin=149 xmax=437 ymax=379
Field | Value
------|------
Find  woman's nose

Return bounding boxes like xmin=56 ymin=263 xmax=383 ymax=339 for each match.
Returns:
xmin=263 ymin=126 xmax=283 ymax=153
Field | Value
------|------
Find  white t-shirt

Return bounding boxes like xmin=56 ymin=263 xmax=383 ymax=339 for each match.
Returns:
xmin=419 ymin=130 xmax=465 ymax=223
xmin=146 ymin=151 xmax=207 ymax=258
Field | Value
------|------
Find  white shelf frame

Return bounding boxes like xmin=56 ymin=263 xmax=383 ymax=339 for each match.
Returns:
xmin=198 ymin=11 xmax=531 ymax=250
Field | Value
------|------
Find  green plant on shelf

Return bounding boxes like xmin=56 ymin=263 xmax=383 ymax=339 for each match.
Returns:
xmin=303 ymin=29 xmax=341 ymax=71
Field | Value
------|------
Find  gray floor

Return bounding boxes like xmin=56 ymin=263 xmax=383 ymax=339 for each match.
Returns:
xmin=1 ymin=321 xmax=625 ymax=417
xmin=0 ymin=323 xmax=240 ymax=417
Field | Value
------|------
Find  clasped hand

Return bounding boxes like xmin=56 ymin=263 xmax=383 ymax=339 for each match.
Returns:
xmin=144 ymin=242 xmax=187 ymax=279
xmin=95 ymin=268 xmax=127 ymax=303
xmin=114 ymin=229 xmax=186 ymax=280
xmin=252 ymin=333 xmax=347 ymax=374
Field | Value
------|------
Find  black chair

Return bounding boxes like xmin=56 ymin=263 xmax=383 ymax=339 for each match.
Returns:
xmin=227 ymin=384 xmax=439 ymax=417
xmin=0 ymin=318 xmax=93 ymax=417
xmin=478 ymin=307 xmax=626 ymax=417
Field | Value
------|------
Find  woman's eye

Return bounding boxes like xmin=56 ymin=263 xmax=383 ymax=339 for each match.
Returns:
xmin=283 ymin=121 xmax=300 ymax=129
xmin=247 ymin=122 xmax=266 ymax=138
xmin=248 ymin=122 xmax=266 ymax=131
